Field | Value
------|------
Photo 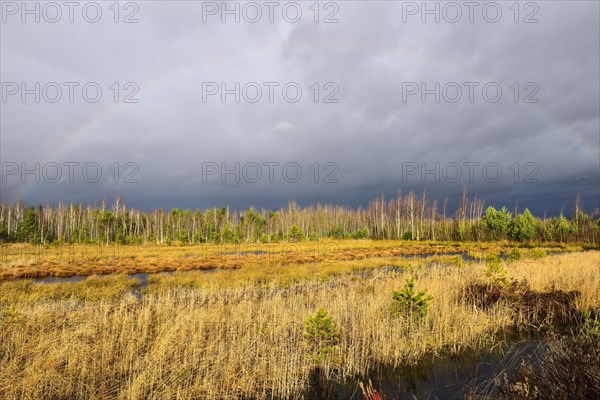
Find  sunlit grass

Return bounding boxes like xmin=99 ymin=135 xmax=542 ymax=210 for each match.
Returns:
xmin=0 ymin=274 xmax=139 ymax=303
xmin=0 ymin=239 xmax=584 ymax=280
xmin=0 ymin=250 xmax=597 ymax=399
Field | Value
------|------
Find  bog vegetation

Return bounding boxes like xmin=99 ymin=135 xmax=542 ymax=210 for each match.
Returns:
xmin=1 ymin=249 xmax=599 ymax=399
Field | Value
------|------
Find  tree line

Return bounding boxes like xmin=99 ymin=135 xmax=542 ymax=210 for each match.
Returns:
xmin=0 ymin=191 xmax=598 ymax=245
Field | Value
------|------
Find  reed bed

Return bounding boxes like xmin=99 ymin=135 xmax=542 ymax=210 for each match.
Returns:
xmin=0 ymin=250 xmax=598 ymax=399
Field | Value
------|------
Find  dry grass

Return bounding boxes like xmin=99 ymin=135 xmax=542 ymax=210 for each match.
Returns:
xmin=0 ymin=248 xmax=598 ymax=399
xmin=0 ymin=240 xmax=582 ymax=280
xmin=0 ymin=274 xmax=140 ymax=303
xmin=508 ymin=253 xmax=600 ymax=311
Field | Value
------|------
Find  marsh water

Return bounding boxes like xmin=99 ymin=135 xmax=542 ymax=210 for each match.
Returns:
xmin=30 ymin=250 xmax=489 ymax=286
xmin=305 ymin=336 xmax=545 ymax=400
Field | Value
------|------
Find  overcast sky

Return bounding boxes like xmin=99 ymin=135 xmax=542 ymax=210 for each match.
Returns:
xmin=1 ymin=0 xmax=598 ymax=215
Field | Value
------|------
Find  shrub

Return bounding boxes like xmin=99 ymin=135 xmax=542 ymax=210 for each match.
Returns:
xmin=529 ymin=248 xmax=546 ymax=259
xmin=288 ymin=225 xmax=303 ymax=242
xmin=580 ymin=311 xmax=600 ymax=338
xmin=328 ymin=224 xmax=349 ymax=240
xmin=352 ymin=228 xmax=369 ymax=240
xmin=304 ymin=309 xmax=339 ymax=361
xmin=390 ymin=276 xmax=433 ymax=318
xmin=507 ymin=248 xmax=522 ymax=262
xmin=484 ymin=254 xmax=509 ymax=287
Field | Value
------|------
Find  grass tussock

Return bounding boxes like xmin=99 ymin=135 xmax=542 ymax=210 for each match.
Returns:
xmin=0 ymin=250 xmax=598 ymax=399
xmin=0 ymin=274 xmax=139 ymax=303
xmin=462 ymin=281 xmax=582 ymax=331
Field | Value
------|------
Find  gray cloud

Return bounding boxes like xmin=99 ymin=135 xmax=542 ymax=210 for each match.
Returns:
xmin=1 ymin=0 xmax=598 ymax=215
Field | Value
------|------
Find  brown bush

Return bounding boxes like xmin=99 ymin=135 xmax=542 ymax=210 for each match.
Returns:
xmin=462 ymin=281 xmax=581 ymax=329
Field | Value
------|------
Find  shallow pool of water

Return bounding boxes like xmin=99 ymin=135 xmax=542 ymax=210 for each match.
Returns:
xmin=306 ymin=336 xmax=545 ymax=400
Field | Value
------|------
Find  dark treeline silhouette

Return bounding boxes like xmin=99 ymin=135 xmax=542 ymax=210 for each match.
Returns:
xmin=1 ymin=190 xmax=598 ymax=245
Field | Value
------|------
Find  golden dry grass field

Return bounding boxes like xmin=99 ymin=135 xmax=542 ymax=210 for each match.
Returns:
xmin=0 ymin=240 xmax=584 ymax=280
xmin=0 ymin=241 xmax=598 ymax=399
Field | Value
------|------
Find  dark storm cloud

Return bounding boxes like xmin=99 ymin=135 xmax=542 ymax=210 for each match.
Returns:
xmin=1 ymin=0 xmax=598 ymax=215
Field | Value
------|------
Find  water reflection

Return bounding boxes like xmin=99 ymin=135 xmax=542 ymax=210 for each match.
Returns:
xmin=306 ymin=337 xmax=545 ymax=400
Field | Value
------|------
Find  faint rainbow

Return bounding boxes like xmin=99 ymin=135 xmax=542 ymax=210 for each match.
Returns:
xmin=18 ymin=66 xmax=198 ymax=200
